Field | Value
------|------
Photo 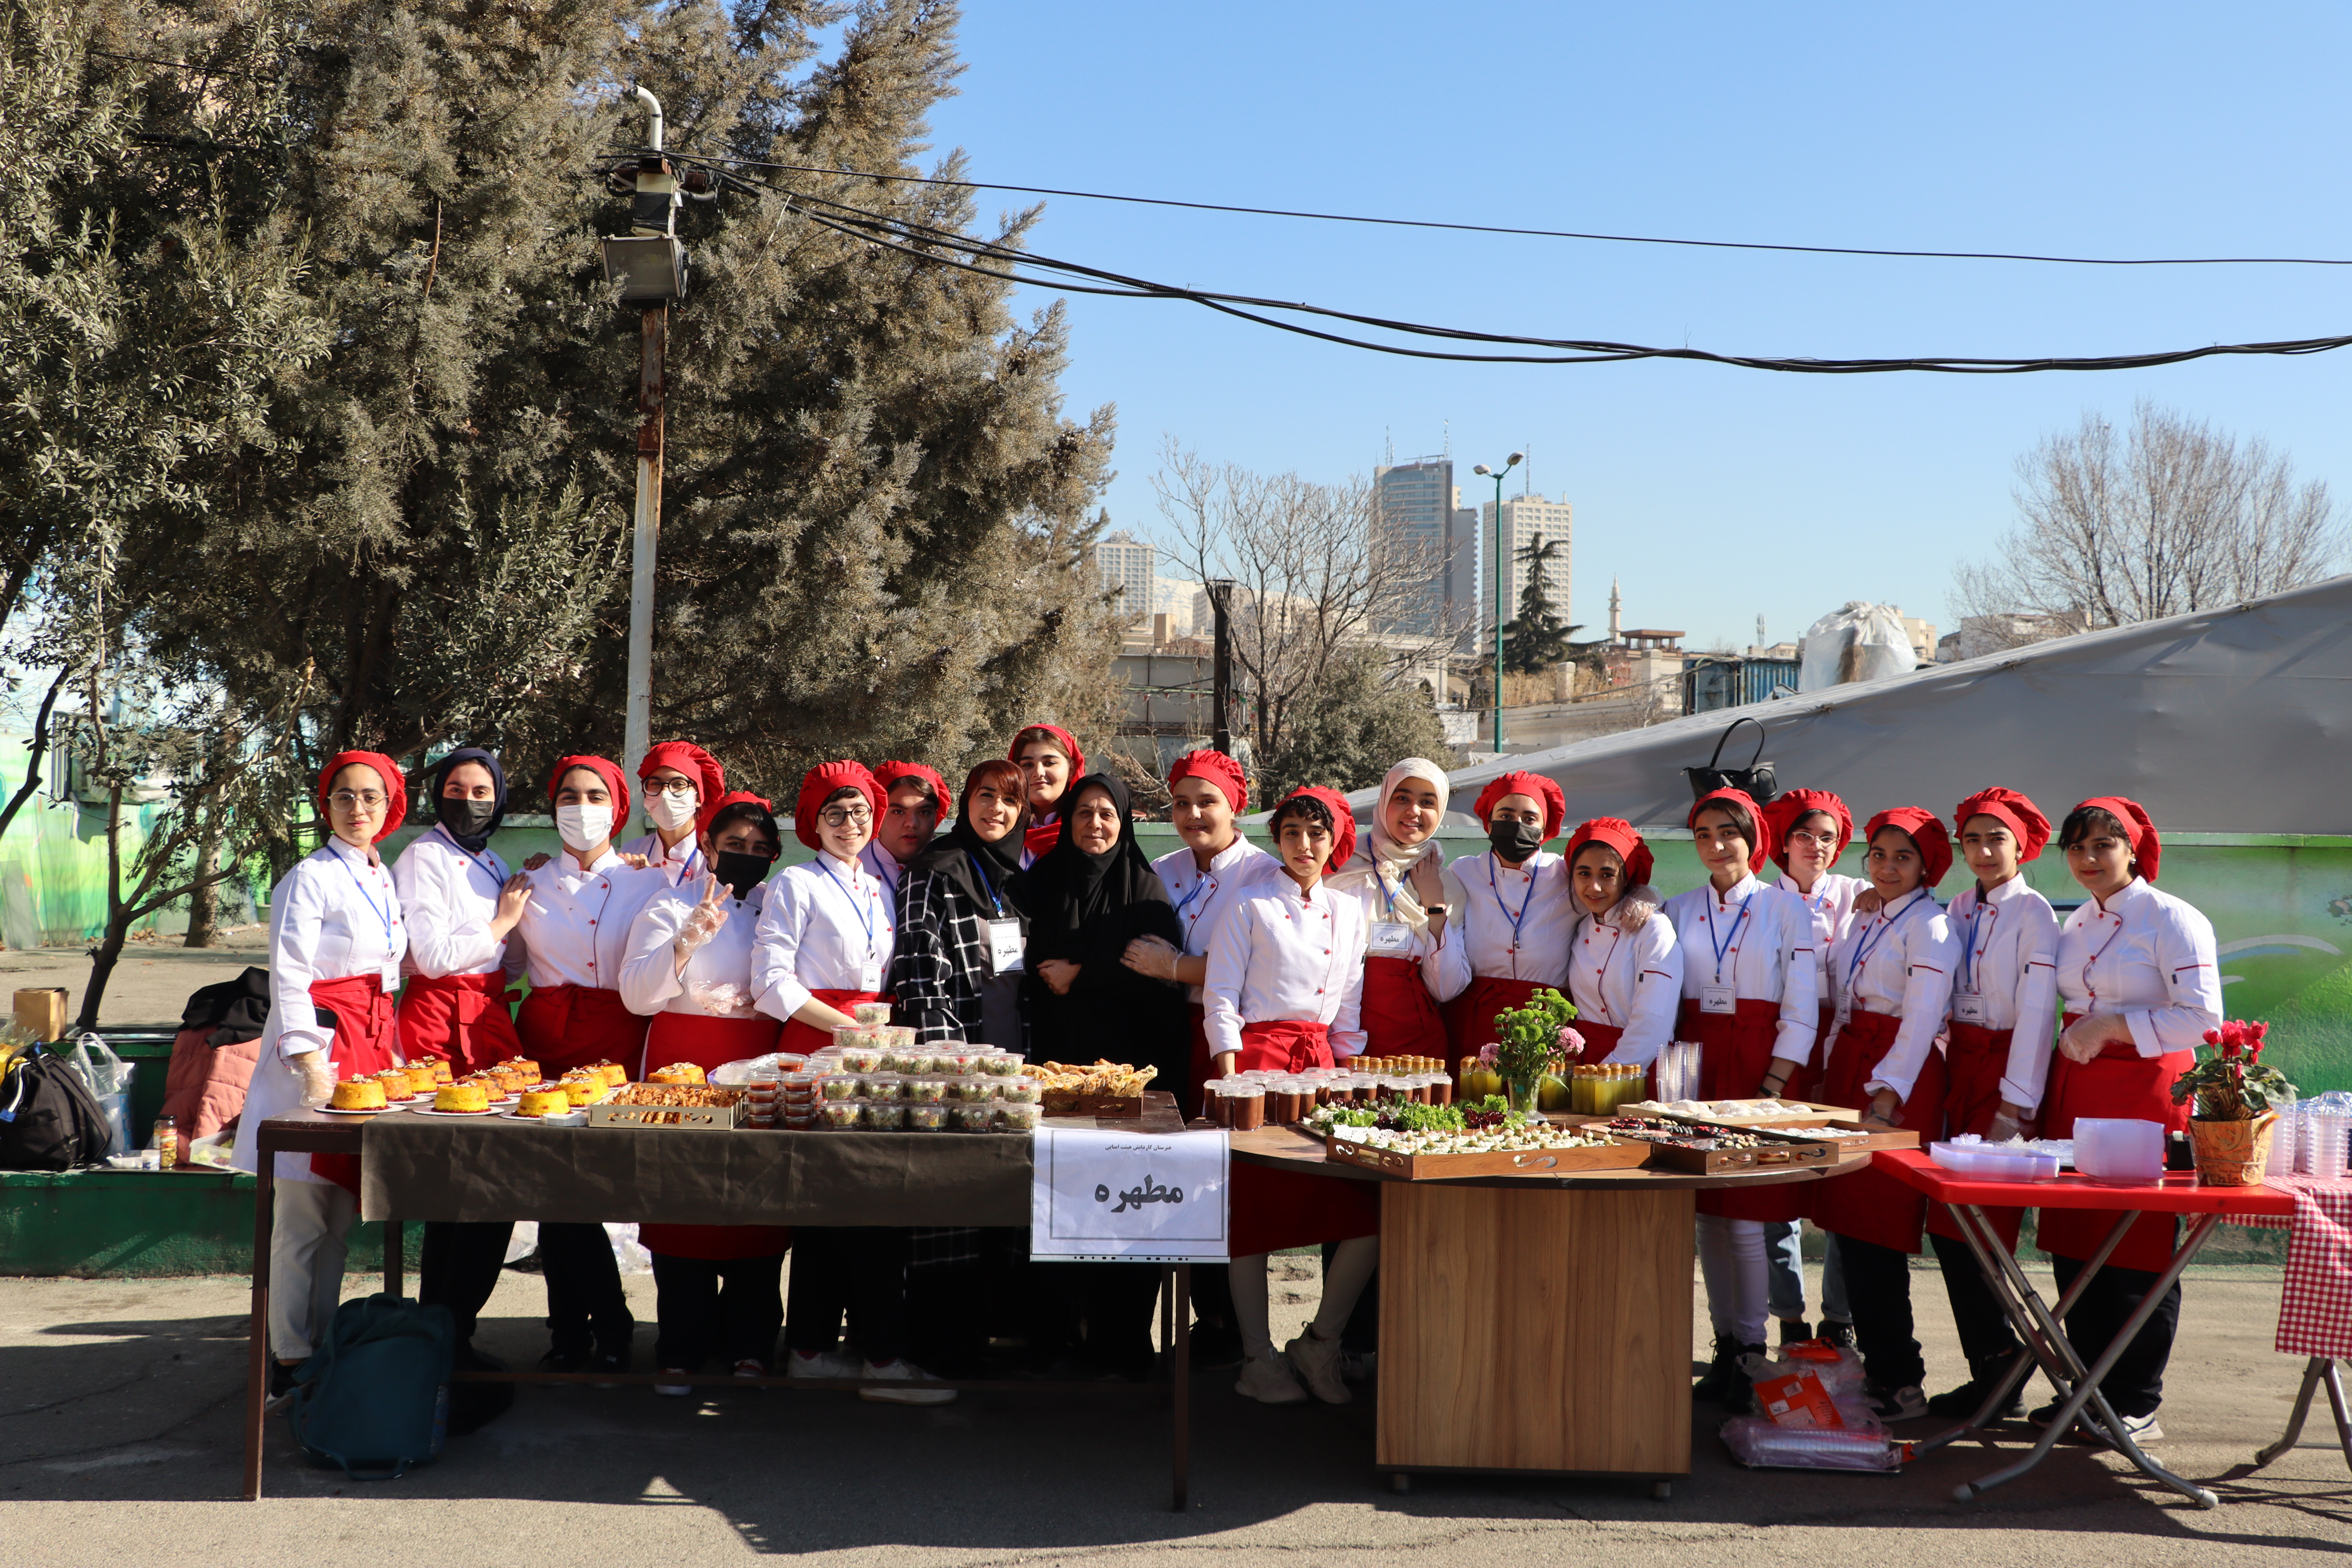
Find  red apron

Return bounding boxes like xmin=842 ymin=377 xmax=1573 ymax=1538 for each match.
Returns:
xmin=639 ymin=1012 xmax=791 ymax=1261
xmin=1926 ymin=1020 xmax=2025 ymax=1250
xmin=2035 ymin=1013 xmax=2191 ymax=1272
xmin=777 ymin=987 xmax=885 ymax=1057
xmin=1227 ymin=1020 xmax=1380 ymax=1256
xmin=308 ymin=975 xmax=399 ymax=1194
xmin=516 ymin=983 xmax=651 ymax=1079
xmin=1362 ymin=955 xmax=1448 ymax=1058
xmin=1443 ymin=975 xmax=1550 ymax=1081
xmin=1680 ymin=996 xmax=1806 ymax=1222
xmin=396 ymin=971 xmax=521 ymax=1076
xmin=1808 ymin=1008 xmax=1946 ymax=1252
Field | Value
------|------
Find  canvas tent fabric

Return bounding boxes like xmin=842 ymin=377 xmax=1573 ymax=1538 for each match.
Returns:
xmin=1361 ymin=575 xmax=2352 ymax=837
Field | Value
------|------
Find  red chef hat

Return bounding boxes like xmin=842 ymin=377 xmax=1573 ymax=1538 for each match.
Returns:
xmin=546 ymin=755 xmax=631 ymax=826
xmin=1689 ymin=786 xmax=1773 ymax=874
xmin=1166 ymin=748 xmax=1248 ymax=815
xmin=873 ymin=760 xmax=949 ymax=812
xmin=1563 ymin=817 xmax=1654 ymax=888
xmin=1953 ymin=786 xmax=2051 ymax=864
xmin=704 ymin=789 xmax=778 ymax=840
xmin=1474 ymin=770 xmax=1567 ymax=845
xmin=795 ymin=760 xmax=885 ymax=851
xmin=316 ymin=750 xmax=409 ymax=844
xmin=1864 ymin=807 xmax=1953 ymax=889
xmin=638 ymin=740 xmax=725 ymax=822
xmin=2073 ymin=795 xmax=2162 ymax=882
xmin=1762 ymin=788 xmax=1853 ymax=875
xmin=1272 ymin=785 xmax=1357 ymax=875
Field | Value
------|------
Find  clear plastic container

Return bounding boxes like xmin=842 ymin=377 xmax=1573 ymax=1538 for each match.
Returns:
xmin=853 ymin=1002 xmax=892 ymax=1026
xmin=860 ymin=1073 xmax=906 ymax=1102
xmin=1226 ymin=1082 xmax=1266 ymax=1132
xmin=976 ymin=1052 xmax=1021 ymax=1078
xmin=818 ymin=1075 xmax=859 ymax=1102
xmin=907 ymin=1103 xmax=948 ymax=1132
xmin=949 ymin=1077 xmax=996 ymax=1103
xmin=906 ymin=1077 xmax=950 ymax=1104
xmin=1000 ymin=1077 xmax=1041 ymax=1105
xmin=820 ymin=1100 xmax=863 ymax=1129
xmin=862 ymin=1100 xmax=908 ymax=1131
xmin=936 ymin=1050 xmax=981 ymax=1076
xmin=998 ymin=1103 xmax=1041 ymax=1131
xmin=1929 ymin=1140 xmax=2061 ymax=1182
xmin=952 ymin=1102 xmax=998 ymax=1132
xmin=839 ymin=1046 xmax=885 ymax=1074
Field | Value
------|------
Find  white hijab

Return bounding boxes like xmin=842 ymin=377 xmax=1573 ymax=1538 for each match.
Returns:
xmin=1328 ymin=757 xmax=1450 ymax=934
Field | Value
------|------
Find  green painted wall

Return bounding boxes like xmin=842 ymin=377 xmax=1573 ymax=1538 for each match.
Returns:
xmin=0 ymin=1169 xmax=421 ymax=1278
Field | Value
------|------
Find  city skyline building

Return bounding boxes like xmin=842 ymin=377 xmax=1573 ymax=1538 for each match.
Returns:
xmin=1371 ymin=457 xmax=1479 ymax=642
xmin=1480 ymin=493 xmax=1573 ymax=650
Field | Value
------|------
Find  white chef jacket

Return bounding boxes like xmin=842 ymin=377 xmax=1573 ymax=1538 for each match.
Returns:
xmin=859 ymin=840 xmax=915 ymax=912
xmin=1775 ymin=871 xmax=1868 ymax=996
xmin=1425 ymin=850 xmax=1575 ymax=1001
xmin=1823 ymin=887 xmax=1957 ymax=1102
xmin=516 ymin=848 xmax=664 ymax=991
xmin=752 ymin=850 xmax=898 ymax=1022
xmin=619 ymin=828 xmax=704 ymax=887
xmin=2053 ymin=878 xmax=2222 ymax=1056
xmin=1945 ymin=875 xmax=2063 ymax=1112
xmin=231 ymin=838 xmax=406 ymax=1184
xmin=390 ymin=824 xmax=521 ymax=981
xmin=1661 ymin=874 xmax=1822 ymax=1066
xmin=1152 ymin=837 xmax=1276 ymax=1003
xmin=620 ymin=880 xmax=768 ymax=1020
xmin=1565 ymin=907 xmax=1684 ymax=1067
xmin=1202 ymin=875 xmax=1368 ymax=1060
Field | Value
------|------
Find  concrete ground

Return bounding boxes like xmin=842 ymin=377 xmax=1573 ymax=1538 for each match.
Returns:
xmin=1 ymin=927 xmax=270 ymax=1032
xmin=3 ymin=1254 xmax=2347 ymax=1567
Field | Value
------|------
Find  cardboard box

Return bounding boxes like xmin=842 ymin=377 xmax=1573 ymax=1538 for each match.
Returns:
xmin=1751 ymin=1368 xmax=1845 ymax=1429
xmin=13 ymin=987 xmax=69 ymax=1042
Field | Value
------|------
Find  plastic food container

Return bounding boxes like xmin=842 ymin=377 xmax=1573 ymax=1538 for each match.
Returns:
xmin=907 ymin=1103 xmax=948 ymax=1132
xmin=906 ymin=1077 xmax=950 ymax=1104
xmin=1928 ymin=1140 xmax=2061 ymax=1182
xmin=949 ymin=1078 xmax=996 ymax=1103
xmin=862 ymin=1100 xmax=908 ymax=1131
xmin=999 ymin=1077 xmax=1041 ymax=1105
xmin=884 ymin=1025 xmax=916 ymax=1050
xmin=1225 ymin=1082 xmax=1266 ymax=1132
xmin=998 ymin=1103 xmax=1041 ymax=1131
xmin=853 ymin=1002 xmax=892 ymax=1026
xmin=976 ymin=1053 xmax=1020 ymax=1077
xmin=838 ymin=1046 xmax=885 ymax=1074
xmin=951 ymin=1102 xmax=997 ymax=1132
xmin=936 ymin=1051 xmax=980 ymax=1076
xmin=2074 ymin=1117 xmax=2166 ymax=1183
xmin=860 ymin=1073 xmax=906 ymax=1102
xmin=818 ymin=1075 xmax=859 ymax=1102
xmin=820 ymin=1100 xmax=863 ymax=1129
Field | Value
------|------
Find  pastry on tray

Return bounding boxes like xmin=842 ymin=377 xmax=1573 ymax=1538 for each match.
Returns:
xmin=592 ymin=1060 xmax=628 ymax=1087
xmin=515 ymin=1088 xmax=572 ymax=1118
xmin=434 ymin=1081 xmax=492 ymax=1113
xmin=648 ymin=1062 xmax=707 ymax=1085
xmin=330 ymin=1078 xmax=387 ymax=1111
xmin=499 ymin=1056 xmax=543 ymax=1083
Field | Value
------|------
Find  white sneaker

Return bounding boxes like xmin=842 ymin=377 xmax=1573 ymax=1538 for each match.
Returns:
xmin=1234 ymin=1352 xmax=1309 ymax=1405
xmin=1284 ymin=1329 xmax=1352 ymax=1405
xmin=654 ymin=1368 xmax=692 ymax=1397
xmin=786 ymin=1348 xmax=859 ymax=1379
xmin=858 ymin=1358 xmax=956 ymax=1405
xmin=2107 ymin=1408 xmax=2164 ymax=1445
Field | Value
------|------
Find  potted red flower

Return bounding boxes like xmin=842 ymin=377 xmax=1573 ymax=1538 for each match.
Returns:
xmin=2170 ymin=1020 xmax=2296 ymax=1185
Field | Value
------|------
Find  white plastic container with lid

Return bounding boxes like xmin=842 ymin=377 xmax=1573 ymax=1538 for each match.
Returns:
xmin=2073 ymin=1117 xmax=2166 ymax=1184
xmin=1928 ymin=1141 xmax=2061 ymax=1183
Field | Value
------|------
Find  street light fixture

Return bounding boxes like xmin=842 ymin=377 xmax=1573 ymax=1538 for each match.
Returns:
xmin=1473 ymin=452 xmax=1524 ymax=754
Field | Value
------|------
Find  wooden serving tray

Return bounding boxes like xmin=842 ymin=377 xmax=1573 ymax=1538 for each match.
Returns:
xmin=1612 ymin=1125 xmax=1836 ymax=1174
xmin=1325 ymin=1134 xmax=1651 ymax=1180
xmin=1625 ymin=1099 xmax=1862 ymax=1127
xmin=1042 ymin=1091 xmax=1144 ymax=1118
xmin=1774 ymin=1119 xmax=1921 ymax=1152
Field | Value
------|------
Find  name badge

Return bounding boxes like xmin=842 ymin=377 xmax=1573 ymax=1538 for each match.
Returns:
xmin=860 ymin=960 xmax=884 ymax=993
xmin=1699 ymin=984 xmax=1737 ymax=1015
xmin=987 ymin=918 xmax=1025 ymax=975
xmin=1367 ymin=921 xmax=1416 ymax=957
xmin=1952 ymin=991 xmax=1988 ymax=1024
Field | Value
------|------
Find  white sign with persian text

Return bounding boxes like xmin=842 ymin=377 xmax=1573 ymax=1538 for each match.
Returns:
xmin=1029 ymin=1127 xmax=1230 ymax=1262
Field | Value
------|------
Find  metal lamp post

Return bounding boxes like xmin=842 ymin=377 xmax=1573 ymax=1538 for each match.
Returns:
xmin=1472 ymin=452 xmax=1523 ymax=754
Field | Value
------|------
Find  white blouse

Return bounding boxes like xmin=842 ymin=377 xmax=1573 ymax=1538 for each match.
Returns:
xmin=1565 ymin=908 xmax=1685 ymax=1067
xmin=1944 ymin=876 xmax=2063 ymax=1111
xmin=1775 ymin=870 xmax=1868 ymax=997
xmin=619 ymin=829 xmax=704 ymax=887
xmin=1661 ymin=874 xmax=1822 ymax=1066
xmin=516 ymin=849 xmax=664 ymax=991
xmin=1152 ymin=837 xmax=1276 ymax=1003
xmin=751 ymin=851 xmax=898 ymax=1020
xmin=1325 ymin=841 xmax=1446 ymax=957
xmin=1425 ymin=850 xmax=1576 ymax=1001
xmin=2053 ymin=878 xmax=2223 ymax=1056
xmin=232 ymin=838 xmax=407 ymax=1184
xmin=1202 ymin=877 xmax=1368 ymax=1060
xmin=619 ymin=880 xmax=769 ymax=1020
xmin=389 ymin=824 xmax=519 ymax=980
xmin=1824 ymin=887 xmax=1958 ymax=1103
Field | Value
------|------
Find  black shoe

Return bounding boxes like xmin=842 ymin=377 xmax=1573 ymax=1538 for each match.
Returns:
xmin=1692 ymin=1333 xmax=1737 ymax=1401
xmin=1814 ymin=1319 xmax=1856 ymax=1350
xmin=1926 ymin=1352 xmax=2026 ymax=1419
xmin=590 ymin=1346 xmax=630 ymax=1387
xmin=539 ymin=1346 xmax=592 ymax=1374
xmin=1776 ymin=1318 xmax=1811 ymax=1347
xmin=1189 ymin=1321 xmax=1245 ymax=1371
xmin=266 ymin=1359 xmax=302 ymax=1406
xmin=1722 ymin=1343 xmax=1768 ymax=1415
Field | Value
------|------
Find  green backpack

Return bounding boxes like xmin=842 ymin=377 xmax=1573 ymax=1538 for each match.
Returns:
xmin=286 ymin=1294 xmax=456 ymax=1479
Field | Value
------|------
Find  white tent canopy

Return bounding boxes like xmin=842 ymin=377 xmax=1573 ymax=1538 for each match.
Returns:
xmin=1352 ymin=574 xmax=2352 ymax=836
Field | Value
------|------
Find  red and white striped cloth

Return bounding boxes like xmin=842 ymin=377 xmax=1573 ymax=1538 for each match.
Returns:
xmin=2223 ymin=1175 xmax=2352 ymax=1358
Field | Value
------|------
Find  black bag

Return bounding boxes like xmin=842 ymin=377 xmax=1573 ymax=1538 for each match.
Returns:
xmin=0 ymin=1045 xmax=117 ymax=1170
xmin=1684 ymin=715 xmax=1778 ymax=805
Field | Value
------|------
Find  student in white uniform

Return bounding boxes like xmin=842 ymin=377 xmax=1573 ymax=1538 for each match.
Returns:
xmin=1203 ymin=787 xmax=1378 ymax=1406
xmin=621 ymin=741 xmax=725 ymax=884
xmin=1559 ymin=818 xmax=1681 ymax=1069
xmin=233 ymin=751 xmax=407 ymax=1395
xmin=860 ymin=760 xmax=946 ymax=908
xmin=1428 ymin=771 xmax=1573 ymax=1061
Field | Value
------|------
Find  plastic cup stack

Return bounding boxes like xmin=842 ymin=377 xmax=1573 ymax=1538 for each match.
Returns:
xmin=2299 ymin=1093 xmax=2352 ymax=1178
xmin=2267 ymin=1098 xmax=2301 ymax=1180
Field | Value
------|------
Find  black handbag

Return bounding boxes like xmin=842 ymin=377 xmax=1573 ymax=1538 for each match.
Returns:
xmin=1684 ymin=715 xmax=1777 ymax=804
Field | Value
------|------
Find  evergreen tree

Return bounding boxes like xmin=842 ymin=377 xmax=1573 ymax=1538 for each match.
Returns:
xmin=1259 ymin=645 xmax=1453 ymax=803
xmin=1500 ymin=532 xmax=1576 ymax=674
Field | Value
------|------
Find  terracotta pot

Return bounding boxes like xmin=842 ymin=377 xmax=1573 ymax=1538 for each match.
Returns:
xmin=2189 ymin=1111 xmax=2278 ymax=1187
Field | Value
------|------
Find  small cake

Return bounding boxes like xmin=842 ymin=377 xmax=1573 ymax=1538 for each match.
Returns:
xmin=402 ymin=1062 xmax=437 ymax=1094
xmin=488 ymin=1064 xmax=529 ymax=1095
xmin=559 ymin=1073 xmax=604 ymax=1106
xmin=593 ymin=1060 xmax=628 ymax=1087
xmin=372 ymin=1069 xmax=416 ymax=1102
xmin=516 ymin=1087 xmax=571 ymax=1118
xmin=330 ymin=1078 xmax=387 ymax=1111
xmin=435 ymin=1081 xmax=492 ymax=1113
xmin=429 ymin=1057 xmax=455 ymax=1084
xmin=500 ymin=1056 xmax=543 ymax=1084
xmin=649 ymin=1062 xmax=707 ymax=1085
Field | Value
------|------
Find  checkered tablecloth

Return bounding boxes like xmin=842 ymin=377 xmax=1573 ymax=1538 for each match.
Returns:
xmin=2222 ymin=1175 xmax=2352 ymax=1358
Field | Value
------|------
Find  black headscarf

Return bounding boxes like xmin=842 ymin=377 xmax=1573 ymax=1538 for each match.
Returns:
xmin=430 ymin=747 xmax=506 ymax=855
xmin=1012 ymin=774 xmax=1173 ymax=963
xmin=911 ymin=771 xmax=1029 ymax=919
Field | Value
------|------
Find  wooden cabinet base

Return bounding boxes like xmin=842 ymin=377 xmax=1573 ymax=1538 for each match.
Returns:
xmin=1375 ymin=1181 xmax=1694 ymax=1477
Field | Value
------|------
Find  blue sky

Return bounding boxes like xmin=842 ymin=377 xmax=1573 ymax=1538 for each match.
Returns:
xmin=923 ymin=2 xmax=2352 ymax=650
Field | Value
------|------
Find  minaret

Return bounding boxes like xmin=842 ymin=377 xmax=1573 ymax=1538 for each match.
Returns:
xmin=1608 ymin=576 xmax=1622 ymax=642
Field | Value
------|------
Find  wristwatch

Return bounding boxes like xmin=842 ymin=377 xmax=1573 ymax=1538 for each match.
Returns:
xmin=1424 ymin=902 xmax=1448 ymax=916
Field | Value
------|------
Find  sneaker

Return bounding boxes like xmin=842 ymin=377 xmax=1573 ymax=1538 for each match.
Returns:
xmin=858 ymin=1358 xmax=956 ymax=1405
xmin=1926 ymin=1353 xmax=2026 ymax=1419
xmin=1284 ymin=1328 xmax=1351 ymax=1405
xmin=2109 ymin=1409 xmax=2164 ymax=1445
xmin=1865 ymin=1381 xmax=1929 ymax=1421
xmin=1814 ymin=1319 xmax=1857 ymax=1350
xmin=1722 ymin=1343 xmax=1769 ymax=1415
xmin=732 ymin=1359 xmax=767 ymax=1380
xmin=1692 ymin=1333 xmax=1737 ymax=1400
xmin=1234 ymin=1352 xmax=1309 ymax=1405
xmin=654 ymin=1367 xmax=693 ymax=1397
xmin=589 ymin=1346 xmax=630 ymax=1388
xmin=786 ymin=1348 xmax=859 ymax=1380
xmin=2029 ymin=1400 xmax=2160 ymax=1445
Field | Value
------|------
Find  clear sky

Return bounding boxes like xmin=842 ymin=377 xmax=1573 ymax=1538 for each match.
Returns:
xmin=921 ymin=2 xmax=2352 ymax=651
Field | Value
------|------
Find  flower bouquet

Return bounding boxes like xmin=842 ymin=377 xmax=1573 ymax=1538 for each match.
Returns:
xmin=1486 ymin=987 xmax=1584 ymax=1118
xmin=2170 ymin=1019 xmax=2296 ymax=1186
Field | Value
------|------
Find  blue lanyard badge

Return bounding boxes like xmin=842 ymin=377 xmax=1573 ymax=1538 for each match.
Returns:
xmin=967 ymin=852 xmax=1011 ymax=918
xmin=339 ymin=854 xmax=395 ymax=948
xmin=817 ymin=859 xmax=878 ymax=956
xmin=1487 ymin=855 xmax=1539 ymax=953
xmin=1706 ymin=896 xmax=1752 ymax=984
xmin=1957 ymin=895 xmax=1990 ymax=993
xmin=1846 ymin=889 xmax=1930 ymax=995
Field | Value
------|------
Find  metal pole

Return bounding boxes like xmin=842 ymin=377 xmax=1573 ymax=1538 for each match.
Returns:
xmin=1492 ymin=471 xmax=1506 ymax=754
xmin=1209 ymin=579 xmax=1234 ymax=755
xmin=624 ymin=303 xmax=665 ymax=776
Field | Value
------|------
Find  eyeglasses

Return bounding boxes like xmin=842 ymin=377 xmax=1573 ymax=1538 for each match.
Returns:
xmin=328 ymin=791 xmax=387 ymax=811
xmin=1784 ymin=829 xmax=1840 ymax=849
xmin=817 ymin=806 xmax=872 ymax=828
xmin=643 ymin=779 xmax=699 ymax=798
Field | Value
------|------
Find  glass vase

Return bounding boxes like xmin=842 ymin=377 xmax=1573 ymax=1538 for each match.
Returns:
xmin=1507 ymin=1076 xmax=1543 ymax=1119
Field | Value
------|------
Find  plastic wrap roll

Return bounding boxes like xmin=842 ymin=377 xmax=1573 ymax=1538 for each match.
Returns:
xmin=1720 ymin=1417 xmax=1902 ymax=1471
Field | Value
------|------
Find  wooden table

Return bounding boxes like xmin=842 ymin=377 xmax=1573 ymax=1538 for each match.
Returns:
xmin=1230 ymin=1125 xmax=1876 ymax=1496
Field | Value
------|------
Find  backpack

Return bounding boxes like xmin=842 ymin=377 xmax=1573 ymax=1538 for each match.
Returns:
xmin=286 ymin=1294 xmax=456 ymax=1480
xmin=0 ymin=1045 xmax=116 ymax=1171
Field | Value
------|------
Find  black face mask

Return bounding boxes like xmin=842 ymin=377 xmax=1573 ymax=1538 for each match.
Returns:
xmin=437 ymin=797 xmax=497 ymax=841
xmin=714 ymin=849 xmax=774 ymax=900
xmin=1488 ymin=819 xmax=1545 ymax=864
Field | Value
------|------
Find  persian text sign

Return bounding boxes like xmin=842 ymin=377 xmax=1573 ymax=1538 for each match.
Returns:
xmin=1029 ymin=1127 xmax=1229 ymax=1262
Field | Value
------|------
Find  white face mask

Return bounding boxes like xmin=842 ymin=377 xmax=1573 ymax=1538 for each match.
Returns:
xmin=646 ymin=789 xmax=698 ymax=831
xmin=556 ymin=803 xmax=614 ymax=853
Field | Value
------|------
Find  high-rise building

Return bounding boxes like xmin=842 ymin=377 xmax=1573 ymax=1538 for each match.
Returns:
xmin=1480 ymin=494 xmax=1574 ymax=650
xmin=1371 ymin=459 xmax=1479 ymax=641
xmin=1091 ymin=529 xmax=1155 ymax=615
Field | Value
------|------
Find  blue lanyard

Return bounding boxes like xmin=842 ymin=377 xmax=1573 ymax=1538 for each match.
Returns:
xmin=338 ymin=853 xmax=395 ymax=948
xmin=436 ymin=824 xmax=504 ymax=888
xmin=966 ymin=852 xmax=1011 ymax=919
xmin=1486 ymin=855 xmax=1539 ymax=951
xmin=1846 ymin=889 xmax=1932 ymax=994
xmin=1704 ymin=893 xmax=1752 ymax=984
xmin=816 ymin=858 xmax=878 ymax=954
xmin=1171 ymin=869 xmax=1212 ymax=920
xmin=1957 ymin=894 xmax=1991 ymax=993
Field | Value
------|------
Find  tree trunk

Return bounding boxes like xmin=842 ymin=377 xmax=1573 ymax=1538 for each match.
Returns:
xmin=183 ymin=803 xmax=223 ymax=948
xmin=74 ymin=909 xmax=134 ymax=1033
